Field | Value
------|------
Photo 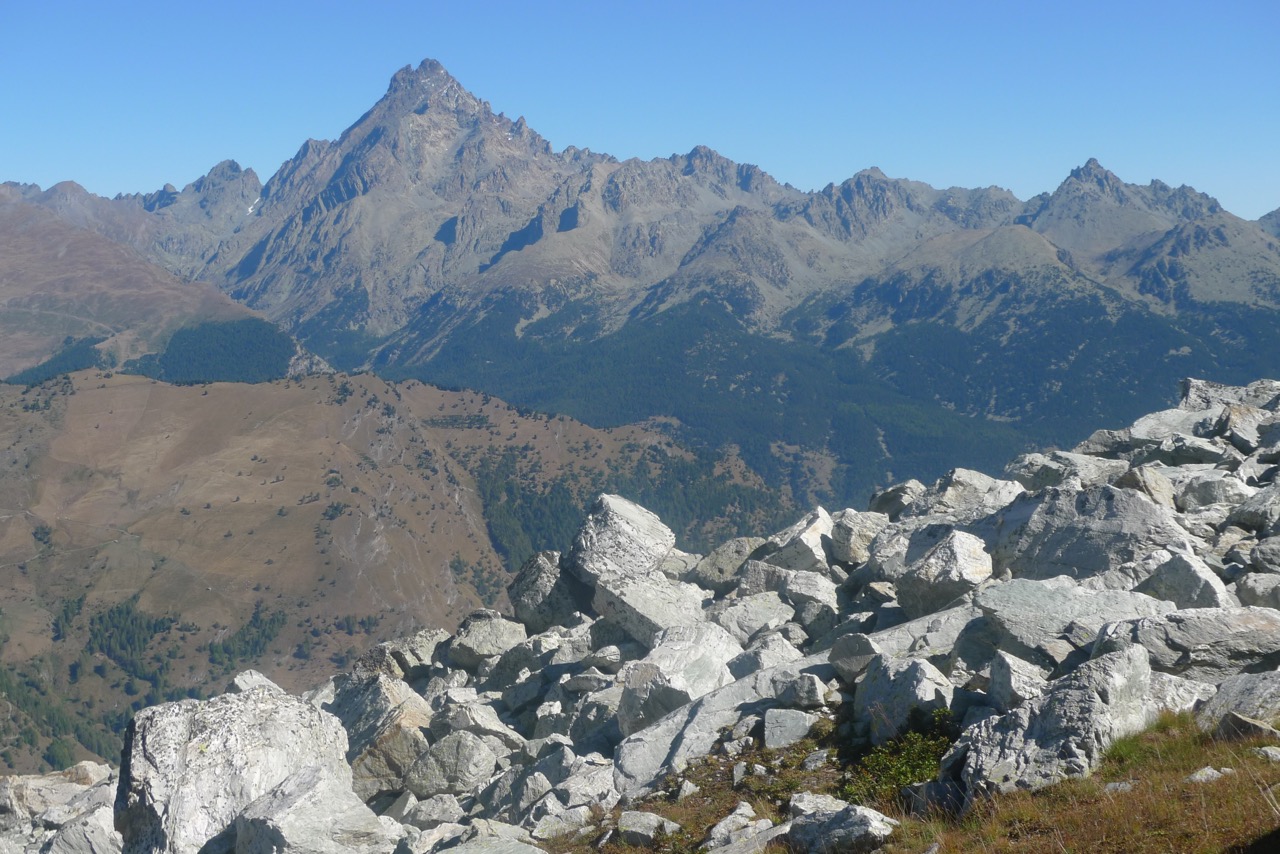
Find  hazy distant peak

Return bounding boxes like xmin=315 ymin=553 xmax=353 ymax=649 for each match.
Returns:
xmin=381 ymin=57 xmax=485 ymax=119
xmin=1259 ymin=207 xmax=1280 ymax=238
xmin=189 ymin=160 xmax=261 ymax=195
xmin=1063 ymin=157 xmax=1127 ymax=196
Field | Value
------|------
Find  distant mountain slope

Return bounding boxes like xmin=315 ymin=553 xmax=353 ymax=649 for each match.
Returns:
xmin=0 ymin=369 xmax=775 ymax=769
xmin=0 ymin=188 xmax=254 ymax=377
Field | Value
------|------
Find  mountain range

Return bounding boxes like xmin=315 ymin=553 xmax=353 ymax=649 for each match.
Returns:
xmin=7 ymin=58 xmax=1280 ymax=511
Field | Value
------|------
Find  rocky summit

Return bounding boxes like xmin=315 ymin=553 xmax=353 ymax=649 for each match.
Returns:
xmin=5 ymin=376 xmax=1280 ymax=852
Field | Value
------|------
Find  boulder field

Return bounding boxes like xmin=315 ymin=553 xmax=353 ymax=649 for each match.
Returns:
xmin=6 ymin=377 xmax=1280 ymax=852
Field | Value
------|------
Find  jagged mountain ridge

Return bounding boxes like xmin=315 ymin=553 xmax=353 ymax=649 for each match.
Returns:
xmin=9 ymin=58 xmax=1280 ymax=510
xmin=19 ymin=59 xmax=1280 ymax=353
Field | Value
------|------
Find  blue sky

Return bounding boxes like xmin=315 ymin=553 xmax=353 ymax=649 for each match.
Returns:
xmin=2 ymin=0 xmax=1276 ymax=218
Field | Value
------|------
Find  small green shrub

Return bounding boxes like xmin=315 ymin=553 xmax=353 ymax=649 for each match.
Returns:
xmin=837 ymin=708 xmax=957 ymax=810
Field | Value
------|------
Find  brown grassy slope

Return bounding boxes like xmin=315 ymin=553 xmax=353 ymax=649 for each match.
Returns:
xmin=0 ymin=191 xmax=253 ymax=376
xmin=0 ymin=369 xmax=722 ymax=772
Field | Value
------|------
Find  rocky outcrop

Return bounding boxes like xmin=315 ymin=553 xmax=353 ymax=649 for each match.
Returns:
xmin=114 ymin=687 xmax=391 ymax=854
xmin=943 ymin=645 xmax=1155 ymax=806
xmin=46 ymin=377 xmax=1280 ymax=852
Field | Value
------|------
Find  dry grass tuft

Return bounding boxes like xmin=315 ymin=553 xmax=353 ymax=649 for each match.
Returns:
xmin=550 ymin=711 xmax=1280 ymax=854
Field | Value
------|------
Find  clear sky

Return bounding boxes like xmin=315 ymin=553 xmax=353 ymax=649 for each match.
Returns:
xmin=2 ymin=0 xmax=1276 ymax=218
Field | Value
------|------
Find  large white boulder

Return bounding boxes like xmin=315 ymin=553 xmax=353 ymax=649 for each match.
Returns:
xmin=1096 ymin=606 xmax=1280 ymax=683
xmin=895 ymin=531 xmax=992 ymax=619
xmin=948 ymin=645 xmax=1154 ymax=807
xmin=115 ymin=688 xmax=360 ymax=854
xmin=564 ymin=495 xmax=675 ymax=587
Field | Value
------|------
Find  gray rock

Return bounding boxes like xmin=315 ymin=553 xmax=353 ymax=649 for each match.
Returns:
xmin=567 ymin=686 xmax=625 ymax=752
xmin=402 ymin=794 xmax=464 ymax=830
xmin=448 ymin=611 xmax=528 ymax=672
xmin=0 ymin=761 xmax=112 ymax=833
xmin=324 ymin=673 xmax=435 ymax=802
xmin=617 ymin=662 xmax=697 ymax=738
xmin=992 ymin=485 xmax=1190 ymax=581
xmin=1186 ymin=766 xmax=1232 ymax=783
xmin=802 ymin=749 xmax=831 ymax=771
xmin=763 ymin=508 xmax=833 ymax=576
xmin=431 ymin=702 xmax=526 ymax=752
xmin=565 ymin=495 xmax=675 ymax=587
xmin=905 ymin=469 xmax=1024 ymax=522
xmin=762 ymin=709 xmax=819 ymax=750
xmin=1194 ymin=671 xmax=1280 ymax=731
xmin=827 ymin=633 xmax=883 ymax=686
xmin=1180 ymin=378 xmax=1280 ymax=412
xmin=1113 ymin=466 xmax=1178 ymax=510
xmin=1134 ymin=549 xmax=1238 ymax=609
xmin=786 ymin=800 xmax=898 ymax=853
xmin=686 ymin=537 xmax=767 ymax=594
xmin=1177 ymin=472 xmax=1257 ymax=512
xmin=32 ymin=773 xmax=117 ymax=836
xmin=789 ymin=791 xmax=850 ymax=817
xmin=868 ymin=480 xmax=927 ymax=521
xmin=507 ymin=552 xmax=591 ymax=634
xmin=1239 ymin=573 xmax=1280 ymax=609
xmin=658 ymin=548 xmax=702 ymax=581
xmin=895 ymin=531 xmax=992 ymax=620
xmin=852 ymin=655 xmax=952 ymax=745
xmin=676 ymin=780 xmax=699 ymax=801
xmin=708 ymin=592 xmax=795 ymax=645
xmin=353 ymin=628 xmax=450 ymax=683
xmin=728 ymin=633 xmax=803 ymax=680
xmin=988 ymin=651 xmax=1049 ymax=713
xmin=950 ymin=645 xmax=1155 ymax=806
xmin=558 ymin=667 xmax=613 ymax=695
xmin=1212 ymin=403 xmax=1279 ymax=453
xmin=444 ymin=840 xmax=547 ymax=854
xmin=1213 ymin=712 xmax=1280 ymax=742
xmin=613 ymin=653 xmax=835 ymax=797
xmin=703 ymin=801 xmax=772 ymax=850
xmin=975 ymin=577 xmax=1173 ymax=671
xmin=702 ymin=823 xmax=792 ymax=854
xmin=1096 ymin=606 xmax=1280 ymax=683
xmin=1004 ymin=450 xmax=1129 ymax=491
xmin=528 ymin=805 xmax=595 ymax=842
xmin=644 ymin=623 xmax=742 ymax=697
xmin=551 ymin=758 xmax=619 ymax=814
xmin=616 ymin=811 xmax=680 ymax=846
xmin=43 ymin=804 xmax=121 ymax=854
xmin=1148 ymin=671 xmax=1217 ymax=716
xmin=115 ymin=689 xmax=354 ymax=854
xmin=405 ymin=731 xmax=498 ymax=798
xmin=592 ymin=568 xmax=708 ymax=649
xmin=1254 ymin=747 xmax=1280 ymax=762
xmin=616 ymin=623 xmax=742 ymax=736
xmin=232 ymin=765 xmax=400 ymax=854
xmin=225 ymin=670 xmax=282 ymax=695
xmin=1252 ymin=538 xmax=1280 ymax=573
xmin=1227 ymin=485 xmax=1280 ymax=534
xmin=864 ymin=603 xmax=992 ymax=681
xmin=829 ymin=510 xmax=890 ymax=566
xmin=1134 ymin=434 xmax=1241 ymax=467
xmin=863 ymin=520 xmax=964 ymax=585
xmin=782 ymin=571 xmax=839 ymax=612
xmin=793 ymin=599 xmax=837 ymax=638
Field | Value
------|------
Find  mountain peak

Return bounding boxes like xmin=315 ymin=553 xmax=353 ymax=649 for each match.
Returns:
xmin=1067 ymin=157 xmax=1122 ymax=190
xmin=388 ymin=59 xmax=452 ymax=90
xmin=380 ymin=58 xmax=482 ymax=117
